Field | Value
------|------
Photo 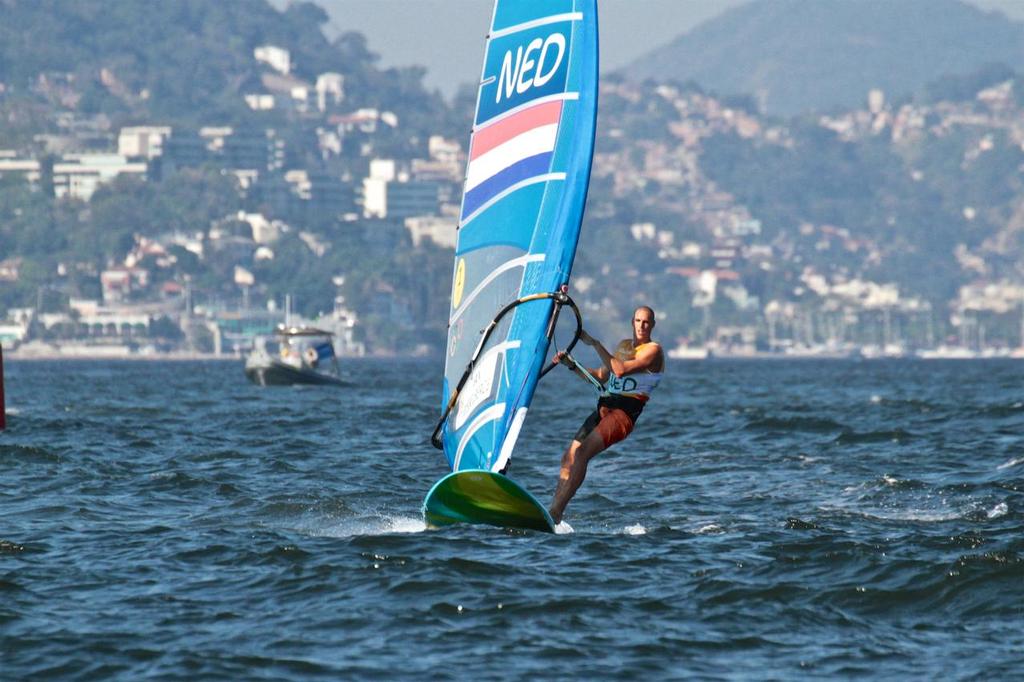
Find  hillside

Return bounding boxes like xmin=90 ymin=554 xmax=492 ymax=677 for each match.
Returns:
xmin=568 ymin=69 xmax=1024 ymax=349
xmin=0 ymin=0 xmax=453 ymax=137
xmin=624 ymin=0 xmax=1024 ymax=115
xmin=1 ymin=1 xmax=1022 ymax=355
xmin=0 ymin=0 xmax=463 ymax=352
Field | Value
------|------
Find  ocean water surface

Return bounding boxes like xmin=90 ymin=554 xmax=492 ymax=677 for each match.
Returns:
xmin=2 ymin=358 xmax=1022 ymax=679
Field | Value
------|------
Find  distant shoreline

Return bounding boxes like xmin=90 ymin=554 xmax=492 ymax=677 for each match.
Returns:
xmin=1 ymin=350 xmax=426 ymax=362
xmin=3 ymin=350 xmax=1021 ymax=362
xmin=4 ymin=351 xmax=234 ymax=362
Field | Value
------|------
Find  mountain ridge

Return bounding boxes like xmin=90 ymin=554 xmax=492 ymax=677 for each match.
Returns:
xmin=623 ymin=0 xmax=1024 ymax=115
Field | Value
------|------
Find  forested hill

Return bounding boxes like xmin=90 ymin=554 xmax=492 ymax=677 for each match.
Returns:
xmin=624 ymin=0 xmax=1024 ymax=116
xmin=1 ymin=0 xmax=1023 ymax=354
xmin=0 ymin=0 xmax=453 ymax=134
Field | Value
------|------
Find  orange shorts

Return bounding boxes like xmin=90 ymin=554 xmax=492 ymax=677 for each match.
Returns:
xmin=574 ymin=406 xmax=635 ymax=448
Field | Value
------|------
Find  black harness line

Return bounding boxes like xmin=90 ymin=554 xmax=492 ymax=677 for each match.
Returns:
xmin=431 ymin=287 xmax=583 ymax=450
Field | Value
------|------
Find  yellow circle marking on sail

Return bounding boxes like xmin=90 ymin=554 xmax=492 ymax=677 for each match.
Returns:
xmin=452 ymin=258 xmax=466 ymax=308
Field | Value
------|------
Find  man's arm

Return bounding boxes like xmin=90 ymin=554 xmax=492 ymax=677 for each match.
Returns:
xmin=555 ymin=351 xmax=609 ymax=384
xmin=582 ymin=331 xmax=662 ymax=378
xmin=578 ymin=330 xmax=613 ymax=371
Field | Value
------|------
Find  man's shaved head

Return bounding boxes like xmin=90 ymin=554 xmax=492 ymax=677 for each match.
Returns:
xmin=634 ymin=306 xmax=655 ymax=324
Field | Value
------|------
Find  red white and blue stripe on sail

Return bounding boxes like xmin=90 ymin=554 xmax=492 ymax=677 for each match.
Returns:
xmin=440 ymin=0 xmax=598 ymax=474
xmin=461 ymin=99 xmax=563 ymax=221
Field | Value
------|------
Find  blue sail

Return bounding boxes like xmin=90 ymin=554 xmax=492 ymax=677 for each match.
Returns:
xmin=439 ymin=0 xmax=599 ymax=473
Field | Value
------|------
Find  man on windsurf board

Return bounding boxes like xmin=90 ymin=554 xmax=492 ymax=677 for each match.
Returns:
xmin=549 ymin=306 xmax=665 ymax=523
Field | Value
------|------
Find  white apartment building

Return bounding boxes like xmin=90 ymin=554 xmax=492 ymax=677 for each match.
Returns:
xmin=254 ymin=45 xmax=290 ymax=75
xmin=0 ymin=151 xmax=41 ymax=183
xmin=316 ymin=73 xmax=344 ymax=111
xmin=362 ymin=159 xmax=396 ymax=218
xmin=405 ymin=216 xmax=457 ymax=248
xmin=117 ymin=126 xmax=172 ymax=159
xmin=53 ymin=154 xmax=147 ymax=201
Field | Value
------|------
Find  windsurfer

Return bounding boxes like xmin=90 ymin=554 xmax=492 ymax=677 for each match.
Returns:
xmin=549 ymin=306 xmax=665 ymax=524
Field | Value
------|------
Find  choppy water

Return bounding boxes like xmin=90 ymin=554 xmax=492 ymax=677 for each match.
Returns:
xmin=2 ymin=358 xmax=1022 ymax=679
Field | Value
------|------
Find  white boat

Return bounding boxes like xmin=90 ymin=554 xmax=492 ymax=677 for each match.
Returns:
xmin=244 ymin=325 xmax=344 ymax=386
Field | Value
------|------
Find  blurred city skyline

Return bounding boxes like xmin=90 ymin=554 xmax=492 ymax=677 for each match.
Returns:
xmin=2 ymin=0 xmax=1022 ymax=358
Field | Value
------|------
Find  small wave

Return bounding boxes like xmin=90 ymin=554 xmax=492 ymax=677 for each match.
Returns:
xmin=997 ymin=457 xmax=1024 ymax=470
xmin=693 ymin=523 xmax=723 ymax=534
xmin=387 ymin=516 xmax=429 ymax=534
xmin=316 ymin=515 xmax=426 ymax=538
xmin=259 ymin=544 xmax=313 ymax=562
xmin=260 ymin=500 xmax=324 ymax=516
xmin=621 ymin=524 xmax=646 ymax=535
xmin=975 ymin=402 xmax=1024 ymax=418
xmin=0 ymin=444 xmax=60 ymax=462
xmin=145 ymin=470 xmax=208 ymax=489
xmin=833 ymin=480 xmax=1012 ymax=524
xmin=744 ymin=416 xmax=848 ymax=433
xmin=188 ymin=449 xmax=249 ymax=462
xmin=986 ymin=503 xmax=1009 ymax=519
xmin=946 ymin=533 xmax=987 ymax=550
xmin=842 ymin=476 xmax=924 ymax=492
xmin=842 ymin=507 xmax=964 ymax=523
xmin=785 ymin=517 xmax=820 ymax=530
xmin=868 ymin=396 xmax=941 ymax=411
xmin=879 ymin=475 xmax=926 ymax=490
xmin=953 ymin=551 xmax=1022 ymax=569
xmin=834 ymin=429 xmax=915 ymax=444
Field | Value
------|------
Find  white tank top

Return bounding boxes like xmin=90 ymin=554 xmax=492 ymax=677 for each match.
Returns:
xmin=601 ymin=341 xmax=663 ymax=400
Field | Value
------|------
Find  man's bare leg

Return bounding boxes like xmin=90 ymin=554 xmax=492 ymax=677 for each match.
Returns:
xmin=549 ymin=430 xmax=607 ymax=524
xmin=549 ymin=440 xmax=582 ymax=523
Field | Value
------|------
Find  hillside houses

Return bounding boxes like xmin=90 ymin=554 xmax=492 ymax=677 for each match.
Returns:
xmin=1 ymin=36 xmax=1023 ymax=357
